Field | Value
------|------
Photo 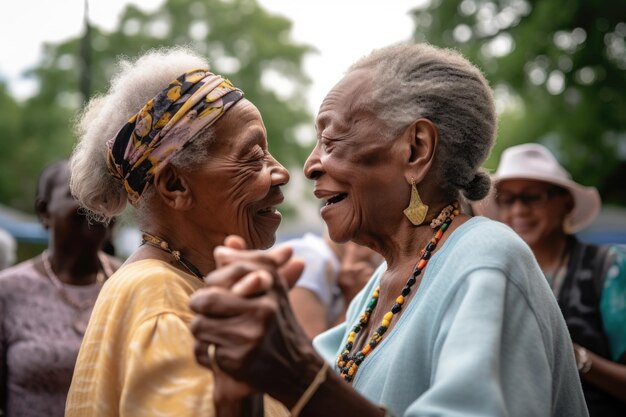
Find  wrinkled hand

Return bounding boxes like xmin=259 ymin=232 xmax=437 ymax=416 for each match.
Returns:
xmin=212 ymin=235 xmax=304 ymax=294
xmin=190 ymin=236 xmax=317 ymax=407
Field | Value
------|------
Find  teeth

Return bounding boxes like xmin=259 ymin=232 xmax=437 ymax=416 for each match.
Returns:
xmin=326 ymin=193 xmax=347 ymax=205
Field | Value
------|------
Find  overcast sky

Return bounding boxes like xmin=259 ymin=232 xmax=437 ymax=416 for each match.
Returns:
xmin=0 ymin=0 xmax=423 ymax=112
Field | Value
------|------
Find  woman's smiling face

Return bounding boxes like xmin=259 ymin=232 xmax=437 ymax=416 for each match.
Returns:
xmin=496 ymin=179 xmax=573 ymax=248
xmin=183 ymin=99 xmax=290 ymax=249
xmin=304 ymin=69 xmax=408 ymax=245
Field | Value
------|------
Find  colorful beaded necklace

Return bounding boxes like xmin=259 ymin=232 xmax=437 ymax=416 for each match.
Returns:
xmin=336 ymin=201 xmax=459 ymax=382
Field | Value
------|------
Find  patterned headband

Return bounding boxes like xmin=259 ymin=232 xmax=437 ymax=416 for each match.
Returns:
xmin=106 ymin=69 xmax=244 ymax=204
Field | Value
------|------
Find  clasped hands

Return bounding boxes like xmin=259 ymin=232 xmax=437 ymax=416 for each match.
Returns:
xmin=190 ymin=235 xmax=309 ymax=412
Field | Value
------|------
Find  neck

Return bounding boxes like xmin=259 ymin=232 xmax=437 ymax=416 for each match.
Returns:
xmin=47 ymin=241 xmax=103 ymax=285
xmin=368 ymin=201 xmax=457 ymax=270
xmin=141 ymin=221 xmax=220 ymax=277
xmin=531 ymin=233 xmax=570 ymax=273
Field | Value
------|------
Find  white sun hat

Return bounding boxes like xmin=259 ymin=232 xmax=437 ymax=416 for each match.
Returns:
xmin=473 ymin=143 xmax=601 ymax=233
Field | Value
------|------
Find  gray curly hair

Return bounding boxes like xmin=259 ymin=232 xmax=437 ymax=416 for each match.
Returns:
xmin=70 ymin=46 xmax=216 ymax=224
xmin=348 ymin=43 xmax=497 ymax=202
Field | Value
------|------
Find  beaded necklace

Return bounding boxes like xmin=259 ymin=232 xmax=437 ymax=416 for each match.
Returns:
xmin=141 ymin=232 xmax=205 ymax=281
xmin=336 ymin=202 xmax=459 ymax=382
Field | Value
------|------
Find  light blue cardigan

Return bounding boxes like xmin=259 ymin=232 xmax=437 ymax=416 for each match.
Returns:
xmin=314 ymin=217 xmax=588 ymax=417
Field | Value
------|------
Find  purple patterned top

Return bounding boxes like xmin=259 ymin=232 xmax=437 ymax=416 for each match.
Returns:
xmin=0 ymin=258 xmax=102 ymax=417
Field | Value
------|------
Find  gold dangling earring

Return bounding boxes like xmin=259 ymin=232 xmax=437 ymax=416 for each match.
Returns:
xmin=403 ymin=178 xmax=429 ymax=226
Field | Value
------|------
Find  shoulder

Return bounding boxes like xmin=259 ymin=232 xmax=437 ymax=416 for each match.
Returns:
xmin=570 ymin=241 xmax=625 ymax=289
xmin=444 ymin=216 xmax=538 ymax=274
xmin=428 ymin=217 xmax=553 ymax=322
xmin=99 ymin=259 xmax=201 ymax=312
xmin=0 ymin=257 xmax=39 ymax=279
xmin=439 ymin=218 xmax=569 ymax=346
xmin=107 ymin=259 xmax=197 ymax=288
xmin=88 ymin=260 xmax=201 ymax=337
xmin=0 ymin=257 xmax=43 ymax=294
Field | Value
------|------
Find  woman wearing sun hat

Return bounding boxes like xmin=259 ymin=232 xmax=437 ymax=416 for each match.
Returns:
xmin=480 ymin=143 xmax=626 ymax=416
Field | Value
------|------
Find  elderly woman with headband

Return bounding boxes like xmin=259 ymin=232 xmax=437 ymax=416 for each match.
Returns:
xmin=65 ymin=47 xmax=294 ymax=417
xmin=189 ymin=43 xmax=588 ymax=417
xmin=476 ymin=143 xmax=626 ymax=416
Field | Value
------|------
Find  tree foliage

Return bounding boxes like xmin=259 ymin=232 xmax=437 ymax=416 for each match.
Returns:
xmin=1 ymin=0 xmax=314 ymax=212
xmin=410 ymin=0 xmax=626 ymax=204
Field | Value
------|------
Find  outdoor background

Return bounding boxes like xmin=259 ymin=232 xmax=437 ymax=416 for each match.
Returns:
xmin=1 ymin=0 xmax=625 ymax=261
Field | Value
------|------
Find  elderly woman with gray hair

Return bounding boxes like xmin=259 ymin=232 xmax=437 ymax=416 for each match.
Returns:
xmin=189 ymin=43 xmax=589 ymax=417
xmin=65 ymin=47 xmax=294 ymax=417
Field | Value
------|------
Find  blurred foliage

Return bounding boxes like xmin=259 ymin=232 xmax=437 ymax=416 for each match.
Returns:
xmin=0 ymin=0 xmax=314 ymax=212
xmin=410 ymin=0 xmax=626 ymax=204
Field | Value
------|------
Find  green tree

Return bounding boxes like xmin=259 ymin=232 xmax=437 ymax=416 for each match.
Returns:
xmin=0 ymin=81 xmax=73 ymax=210
xmin=3 ymin=0 xmax=314 ymax=212
xmin=410 ymin=0 xmax=626 ymax=204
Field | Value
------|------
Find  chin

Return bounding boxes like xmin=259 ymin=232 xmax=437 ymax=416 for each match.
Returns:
xmin=248 ymin=231 xmax=278 ymax=250
xmin=259 ymin=235 xmax=277 ymax=250
xmin=325 ymin=222 xmax=353 ymax=244
xmin=517 ymin=232 xmax=540 ymax=249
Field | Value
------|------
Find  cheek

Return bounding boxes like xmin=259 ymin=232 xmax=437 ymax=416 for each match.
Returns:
xmin=339 ymin=143 xmax=388 ymax=167
xmin=220 ymin=170 xmax=269 ymax=212
xmin=545 ymin=215 xmax=565 ymax=233
xmin=357 ymin=180 xmax=406 ymax=223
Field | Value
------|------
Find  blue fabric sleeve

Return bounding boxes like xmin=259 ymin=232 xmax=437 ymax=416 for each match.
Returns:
xmin=404 ymin=268 xmax=554 ymax=417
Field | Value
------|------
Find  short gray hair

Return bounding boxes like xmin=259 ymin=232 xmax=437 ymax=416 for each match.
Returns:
xmin=70 ymin=46 xmax=215 ymax=224
xmin=348 ymin=43 xmax=497 ymax=201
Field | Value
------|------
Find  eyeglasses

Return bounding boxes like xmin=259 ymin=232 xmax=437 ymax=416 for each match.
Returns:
xmin=495 ymin=187 xmax=568 ymax=210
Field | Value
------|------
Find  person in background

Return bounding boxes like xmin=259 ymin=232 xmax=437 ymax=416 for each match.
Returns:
xmin=189 ymin=43 xmax=588 ymax=417
xmin=287 ymin=229 xmax=382 ymax=338
xmin=0 ymin=229 xmax=16 ymax=271
xmin=477 ymin=143 xmax=626 ymax=416
xmin=65 ymin=47 xmax=293 ymax=417
xmin=0 ymin=159 xmax=120 ymax=417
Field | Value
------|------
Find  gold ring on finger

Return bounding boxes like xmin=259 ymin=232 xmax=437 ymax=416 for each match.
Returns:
xmin=207 ymin=343 xmax=217 ymax=363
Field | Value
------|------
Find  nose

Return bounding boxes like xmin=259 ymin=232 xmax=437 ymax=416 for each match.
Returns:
xmin=303 ymin=142 xmax=323 ymax=180
xmin=509 ymin=198 xmax=530 ymax=215
xmin=269 ymin=155 xmax=290 ymax=186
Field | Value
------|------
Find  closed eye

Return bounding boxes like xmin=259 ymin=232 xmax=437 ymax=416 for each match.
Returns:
xmin=321 ymin=136 xmax=338 ymax=152
xmin=250 ymin=145 xmax=265 ymax=160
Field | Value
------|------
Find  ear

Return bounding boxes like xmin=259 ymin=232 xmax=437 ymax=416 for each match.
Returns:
xmin=403 ymin=118 xmax=438 ymax=184
xmin=153 ymin=164 xmax=194 ymax=211
xmin=36 ymin=199 xmax=51 ymax=229
xmin=564 ymin=192 xmax=575 ymax=215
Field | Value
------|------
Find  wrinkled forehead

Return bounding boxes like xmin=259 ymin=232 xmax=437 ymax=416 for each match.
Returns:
xmin=315 ymin=69 xmax=378 ymax=137
xmin=316 ymin=69 xmax=375 ymax=127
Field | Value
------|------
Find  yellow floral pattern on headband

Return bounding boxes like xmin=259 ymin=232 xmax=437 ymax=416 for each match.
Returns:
xmin=105 ymin=69 xmax=244 ymax=205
